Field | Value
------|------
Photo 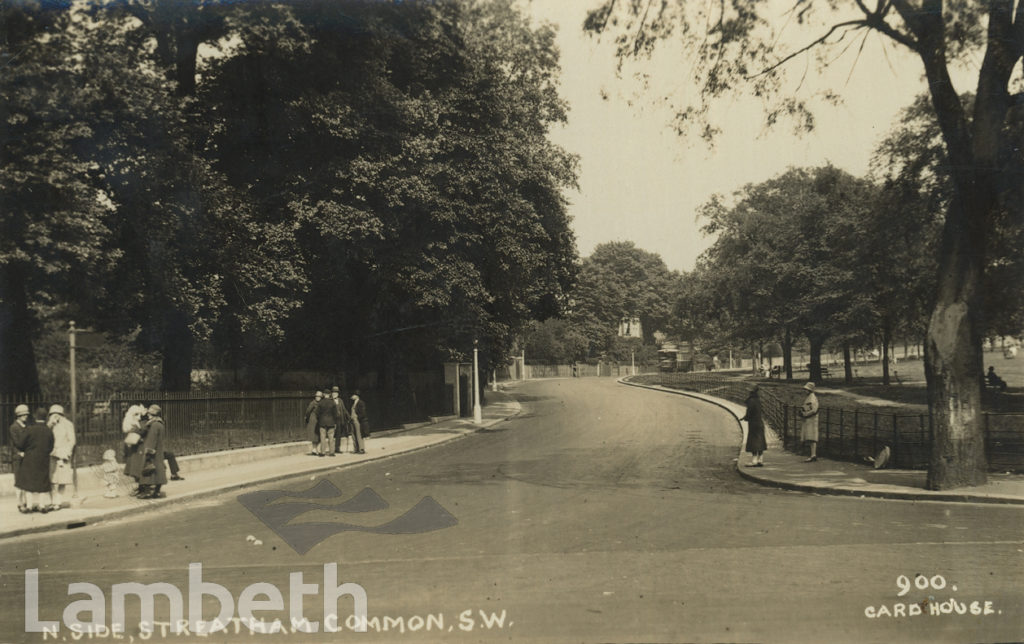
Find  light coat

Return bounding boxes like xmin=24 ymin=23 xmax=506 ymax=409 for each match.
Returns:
xmin=800 ymin=392 xmax=819 ymax=442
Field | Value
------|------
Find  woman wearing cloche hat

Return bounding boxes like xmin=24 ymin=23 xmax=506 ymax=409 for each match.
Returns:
xmin=48 ymin=404 xmax=76 ymax=510
xmin=9 ymin=404 xmax=32 ymax=512
xmin=799 ymin=382 xmax=819 ymax=462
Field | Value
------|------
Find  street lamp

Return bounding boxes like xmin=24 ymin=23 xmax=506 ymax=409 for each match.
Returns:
xmin=473 ymin=339 xmax=482 ymax=424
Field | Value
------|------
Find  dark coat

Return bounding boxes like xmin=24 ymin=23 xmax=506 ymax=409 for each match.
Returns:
xmin=742 ymin=393 xmax=767 ymax=453
xmin=138 ymin=416 xmax=167 ymax=486
xmin=304 ymin=400 xmax=319 ymax=437
xmin=8 ymin=419 xmax=27 ymax=476
xmin=13 ymin=421 xmax=53 ymax=493
xmin=317 ymin=396 xmax=339 ymax=428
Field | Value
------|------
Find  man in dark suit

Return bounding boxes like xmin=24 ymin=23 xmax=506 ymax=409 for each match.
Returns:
xmin=350 ymin=390 xmax=368 ymax=454
xmin=317 ymin=387 xmax=340 ymax=457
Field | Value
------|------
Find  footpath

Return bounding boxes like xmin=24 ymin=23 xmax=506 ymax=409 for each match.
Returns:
xmin=620 ymin=378 xmax=1024 ymax=506
xmin=0 ymin=391 xmax=521 ymax=541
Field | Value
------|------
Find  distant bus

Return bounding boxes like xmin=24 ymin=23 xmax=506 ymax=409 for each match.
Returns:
xmin=658 ymin=342 xmax=693 ymax=372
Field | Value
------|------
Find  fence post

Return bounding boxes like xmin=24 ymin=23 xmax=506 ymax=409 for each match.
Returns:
xmin=872 ymin=412 xmax=878 ymax=458
xmin=983 ymin=413 xmax=990 ymax=465
xmin=839 ymin=409 xmax=845 ymax=459
xmin=825 ymin=408 xmax=831 ymax=456
xmin=893 ymin=414 xmax=902 ymax=468
xmin=853 ymin=410 xmax=859 ymax=460
xmin=783 ymin=405 xmax=789 ymax=449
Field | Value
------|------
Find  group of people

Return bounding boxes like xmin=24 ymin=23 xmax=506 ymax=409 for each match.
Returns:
xmin=304 ymin=387 xmax=370 ymax=457
xmin=741 ymin=381 xmax=820 ymax=467
xmin=121 ymin=403 xmax=177 ymax=499
xmin=9 ymin=404 xmax=76 ymax=513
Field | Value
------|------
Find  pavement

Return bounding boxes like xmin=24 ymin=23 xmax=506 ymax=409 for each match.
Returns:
xmin=0 ymin=390 xmax=522 ymax=541
xmin=4 ymin=378 xmax=1023 ymax=542
xmin=620 ymin=378 xmax=1024 ymax=506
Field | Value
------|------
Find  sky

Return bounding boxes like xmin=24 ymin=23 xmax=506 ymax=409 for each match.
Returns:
xmin=522 ymin=1 xmax=963 ymax=272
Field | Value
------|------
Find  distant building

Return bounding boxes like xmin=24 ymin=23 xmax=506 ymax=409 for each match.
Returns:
xmin=618 ymin=317 xmax=642 ymax=339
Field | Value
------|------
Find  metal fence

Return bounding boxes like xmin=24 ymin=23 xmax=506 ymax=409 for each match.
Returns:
xmin=1 ymin=391 xmax=312 ymax=475
xmin=497 ymin=363 xmax=660 ymax=379
xmin=632 ymin=372 xmax=1024 ymax=473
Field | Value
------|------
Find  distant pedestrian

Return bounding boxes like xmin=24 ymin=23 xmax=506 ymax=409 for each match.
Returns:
xmin=316 ymin=387 xmax=340 ymax=457
xmin=48 ymin=404 xmax=76 ymax=510
xmin=13 ymin=408 xmax=53 ymax=512
xmin=135 ymin=404 xmax=167 ymax=499
xmin=305 ymin=391 xmax=322 ymax=455
xmin=349 ymin=390 xmax=367 ymax=454
xmin=9 ymin=404 xmax=32 ymax=512
xmin=330 ymin=386 xmax=349 ymax=454
xmin=741 ymin=386 xmax=766 ymax=467
xmin=986 ymin=366 xmax=1008 ymax=392
xmin=799 ymin=382 xmax=819 ymax=462
xmin=351 ymin=390 xmax=370 ymax=438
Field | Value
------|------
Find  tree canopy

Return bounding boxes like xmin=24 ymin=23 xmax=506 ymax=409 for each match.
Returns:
xmin=586 ymin=0 xmax=1024 ymax=488
xmin=0 ymin=0 xmax=578 ymax=396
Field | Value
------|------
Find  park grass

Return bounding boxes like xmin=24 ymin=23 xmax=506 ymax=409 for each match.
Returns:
xmin=642 ymin=347 xmax=1023 ymax=416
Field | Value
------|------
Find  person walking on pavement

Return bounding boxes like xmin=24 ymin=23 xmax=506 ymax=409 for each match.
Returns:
xmin=799 ymin=382 xmax=819 ymax=462
xmin=47 ymin=404 xmax=76 ymax=510
xmin=14 ymin=407 xmax=53 ymax=513
xmin=741 ymin=386 xmax=767 ymax=467
xmin=350 ymin=390 xmax=368 ymax=454
xmin=136 ymin=404 xmax=168 ymax=498
xmin=9 ymin=404 xmax=31 ymax=512
xmin=317 ymin=387 xmax=340 ymax=457
xmin=305 ymin=391 xmax=322 ymax=455
xmin=330 ymin=386 xmax=349 ymax=454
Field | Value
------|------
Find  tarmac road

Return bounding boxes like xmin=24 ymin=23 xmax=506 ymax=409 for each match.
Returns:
xmin=1 ymin=378 xmax=1022 ymax=643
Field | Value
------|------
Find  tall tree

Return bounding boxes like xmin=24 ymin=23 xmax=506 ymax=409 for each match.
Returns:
xmin=586 ymin=1 xmax=1024 ymax=489
xmin=0 ymin=3 xmax=119 ymax=395
xmin=696 ymin=166 xmax=873 ymax=381
xmin=571 ymin=241 xmax=678 ymax=354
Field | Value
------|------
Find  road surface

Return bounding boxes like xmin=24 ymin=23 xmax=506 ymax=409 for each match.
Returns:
xmin=1 ymin=378 xmax=1022 ymax=643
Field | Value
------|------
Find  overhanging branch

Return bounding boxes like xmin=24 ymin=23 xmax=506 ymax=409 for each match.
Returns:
xmin=747 ymin=19 xmax=869 ymax=80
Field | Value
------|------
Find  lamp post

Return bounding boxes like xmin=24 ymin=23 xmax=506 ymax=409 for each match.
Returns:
xmin=473 ymin=339 xmax=482 ymax=424
xmin=69 ymin=321 xmax=77 ymax=422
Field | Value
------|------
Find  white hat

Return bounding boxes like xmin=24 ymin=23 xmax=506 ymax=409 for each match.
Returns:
xmin=49 ymin=404 xmax=65 ymax=416
xmin=14 ymin=404 xmax=29 ymax=416
xmin=803 ymin=382 xmax=816 ymax=392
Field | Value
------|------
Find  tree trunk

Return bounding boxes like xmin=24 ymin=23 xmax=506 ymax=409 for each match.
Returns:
xmin=882 ymin=324 xmax=892 ymax=386
xmin=905 ymin=1 xmax=1013 ymax=489
xmin=160 ymin=309 xmax=193 ymax=391
xmin=843 ymin=341 xmax=853 ymax=383
xmin=782 ymin=326 xmax=793 ymax=380
xmin=808 ymin=337 xmax=824 ymax=383
xmin=923 ymin=191 xmax=987 ymax=489
xmin=0 ymin=265 xmax=40 ymax=396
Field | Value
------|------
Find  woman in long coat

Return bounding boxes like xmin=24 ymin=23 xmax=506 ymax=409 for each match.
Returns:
xmin=135 ymin=405 xmax=167 ymax=498
xmin=799 ymin=382 xmax=820 ymax=462
xmin=13 ymin=408 xmax=54 ymax=512
xmin=741 ymin=386 xmax=767 ymax=466
xmin=48 ymin=405 xmax=76 ymax=510
xmin=304 ymin=391 xmax=322 ymax=455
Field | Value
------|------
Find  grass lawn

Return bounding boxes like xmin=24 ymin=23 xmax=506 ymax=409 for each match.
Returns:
xmin=755 ymin=347 xmax=1023 ymax=414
